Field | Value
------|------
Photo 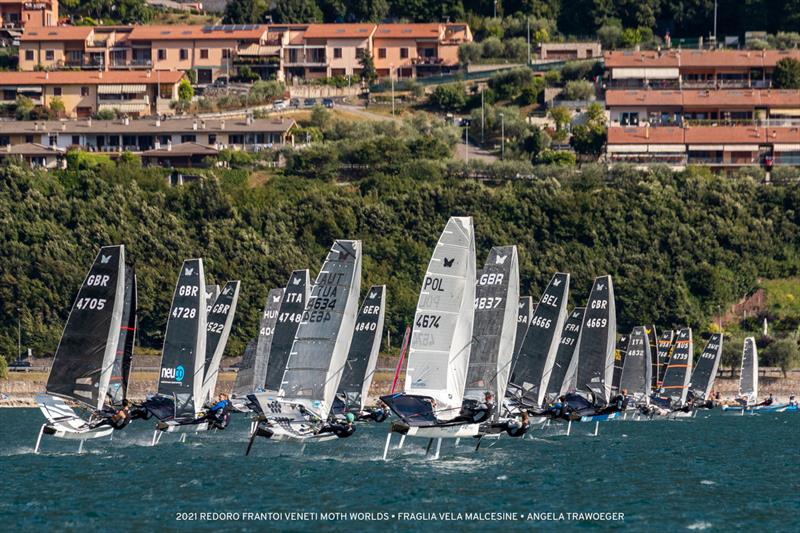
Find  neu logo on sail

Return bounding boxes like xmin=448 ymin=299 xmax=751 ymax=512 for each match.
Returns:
xmin=161 ymin=365 xmax=185 ymax=382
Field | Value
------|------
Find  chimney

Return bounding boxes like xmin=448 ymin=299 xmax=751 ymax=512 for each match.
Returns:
xmin=645 ymin=122 xmax=650 ymax=139
xmin=34 ymin=123 xmax=39 ymax=131
xmin=155 ymin=140 xmax=161 ymax=150
xmin=146 ymin=70 xmax=152 ymax=78
xmin=61 ymin=123 xmax=66 ymax=131
xmin=124 ymin=117 xmax=130 ymax=126
xmin=201 ymin=120 xmax=206 ymax=129
xmin=246 ymin=114 xmax=253 ymax=125
xmin=220 ymin=119 xmax=225 ymax=130
xmin=45 ymin=71 xmax=49 ymax=80
xmin=98 ymin=70 xmax=103 ymax=79
xmin=155 ymin=117 xmax=161 ymax=127
xmin=87 ymin=117 xmax=92 ymax=127
xmin=167 ymin=139 xmax=172 ymax=151
xmin=192 ymin=120 xmax=198 ymax=130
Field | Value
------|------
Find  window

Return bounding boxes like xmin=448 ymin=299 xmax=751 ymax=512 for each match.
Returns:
xmin=45 ymin=50 xmax=54 ymax=61
xmin=71 ymin=135 xmax=80 ymax=145
xmin=49 ymin=134 xmax=58 ymax=146
xmin=200 ymin=49 xmax=209 ymax=59
xmin=53 ymin=87 xmax=62 ymax=96
xmin=0 ymin=136 xmax=9 ymax=146
xmin=180 ymin=49 xmax=188 ymax=61
xmin=400 ymin=48 xmax=408 ymax=59
xmin=25 ymin=50 xmax=33 ymax=61
xmin=181 ymin=134 xmax=196 ymax=143
xmin=620 ymin=112 xmax=639 ymax=126
xmin=222 ymin=49 xmax=230 ymax=59
xmin=25 ymin=135 xmax=33 ymax=143
xmin=208 ymin=134 xmax=217 ymax=144
xmin=333 ymin=48 xmax=342 ymax=59
xmin=378 ymin=48 xmax=386 ymax=59
xmin=158 ymin=49 xmax=166 ymax=61
xmin=81 ymin=86 xmax=89 ymax=97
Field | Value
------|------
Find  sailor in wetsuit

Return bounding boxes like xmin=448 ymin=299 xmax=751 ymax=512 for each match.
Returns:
xmin=757 ymin=393 xmax=775 ymax=406
xmin=319 ymin=412 xmax=356 ymax=438
xmin=501 ymin=412 xmax=531 ymax=437
xmin=358 ymin=400 xmax=389 ymax=423
xmin=89 ymin=399 xmax=131 ymax=430
xmin=203 ymin=393 xmax=232 ymax=429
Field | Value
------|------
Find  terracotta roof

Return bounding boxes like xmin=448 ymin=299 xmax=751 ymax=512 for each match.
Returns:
xmin=607 ymin=126 xmax=685 ymax=144
xmin=684 ymin=125 xmax=764 ymax=144
xmin=609 ymin=125 xmax=800 ymax=146
xmin=0 ymin=118 xmax=296 ymax=135
xmin=0 ymin=70 xmax=184 ymax=85
xmin=143 ymin=142 xmax=219 ymax=156
xmin=128 ymin=25 xmax=267 ymax=41
xmin=607 ymin=89 xmax=800 ymax=108
xmin=303 ymin=24 xmax=375 ymax=39
xmin=374 ymin=24 xmax=443 ymax=39
xmin=765 ymin=127 xmax=800 ymax=143
xmin=0 ymin=143 xmax=63 ymax=156
xmin=20 ymin=26 xmax=93 ymax=42
xmin=605 ymin=49 xmax=800 ymax=69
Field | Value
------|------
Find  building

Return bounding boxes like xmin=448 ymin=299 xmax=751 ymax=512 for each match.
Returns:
xmin=372 ymin=23 xmax=471 ymax=78
xmin=536 ymin=42 xmax=601 ymax=61
xmin=16 ymin=22 xmax=473 ymax=82
xmin=604 ymin=49 xmax=800 ymax=168
xmin=0 ymin=70 xmax=184 ymax=118
xmin=0 ymin=142 xmax=63 ymax=168
xmin=142 ymin=142 xmax=219 ymax=167
xmin=0 ymin=0 xmax=58 ymax=29
xmin=0 ymin=117 xmax=296 ymax=153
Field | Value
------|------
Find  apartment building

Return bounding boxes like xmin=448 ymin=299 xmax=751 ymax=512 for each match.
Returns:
xmin=17 ymin=23 xmax=473 ymax=82
xmin=0 ymin=117 xmax=295 ymax=153
xmin=0 ymin=70 xmax=184 ymax=118
xmin=604 ymin=49 xmax=800 ymax=168
xmin=372 ymin=23 xmax=471 ymax=78
xmin=0 ymin=0 xmax=58 ymax=29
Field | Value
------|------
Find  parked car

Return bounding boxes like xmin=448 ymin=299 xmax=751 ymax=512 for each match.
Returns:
xmin=212 ymin=76 xmax=229 ymax=87
xmin=290 ymin=97 xmax=301 ymax=108
xmin=303 ymin=98 xmax=317 ymax=107
xmin=9 ymin=360 xmax=31 ymax=371
xmin=273 ymin=99 xmax=287 ymax=110
xmin=322 ymin=98 xmax=335 ymax=108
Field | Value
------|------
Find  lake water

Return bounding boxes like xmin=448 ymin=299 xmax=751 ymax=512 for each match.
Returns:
xmin=1 ymin=408 xmax=797 ymax=531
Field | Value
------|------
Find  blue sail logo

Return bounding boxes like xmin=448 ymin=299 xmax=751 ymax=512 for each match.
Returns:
xmin=175 ymin=365 xmax=185 ymax=382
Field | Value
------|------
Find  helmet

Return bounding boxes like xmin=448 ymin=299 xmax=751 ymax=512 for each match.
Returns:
xmin=345 ymin=413 xmax=355 ymax=423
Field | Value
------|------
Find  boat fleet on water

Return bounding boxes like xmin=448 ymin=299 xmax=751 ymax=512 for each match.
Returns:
xmin=31 ymin=216 xmax=797 ymax=456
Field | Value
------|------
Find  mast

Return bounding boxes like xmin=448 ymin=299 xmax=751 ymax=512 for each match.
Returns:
xmin=46 ymin=245 xmax=126 ymax=411
xmin=513 ymin=296 xmax=533 ymax=362
xmin=157 ymin=258 xmax=207 ymax=419
xmin=109 ymin=263 xmax=137 ymax=405
xmin=611 ymin=333 xmax=629 ymax=395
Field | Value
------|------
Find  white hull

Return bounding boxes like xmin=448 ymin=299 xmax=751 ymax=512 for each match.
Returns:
xmin=401 ymin=423 xmax=481 ymax=439
xmin=263 ymin=426 xmax=339 ymax=443
xmin=156 ymin=420 xmax=209 ymax=433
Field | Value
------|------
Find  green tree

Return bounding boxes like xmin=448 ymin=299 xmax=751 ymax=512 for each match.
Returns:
xmin=15 ymin=95 xmax=34 ymax=120
xmin=178 ymin=79 xmax=194 ymax=103
xmin=774 ymin=58 xmax=800 ymax=89
xmin=548 ymin=106 xmax=572 ymax=131
xmin=345 ymin=0 xmax=388 ymax=21
xmin=271 ymin=0 xmax=323 ymax=22
xmin=48 ymin=97 xmax=65 ymax=118
xmin=563 ymin=80 xmax=595 ymax=101
xmin=223 ymin=0 xmax=269 ymax=23
xmin=570 ymin=102 xmax=607 ymax=159
xmin=310 ymin=104 xmax=332 ymax=130
xmin=358 ymin=49 xmax=378 ymax=85
xmin=761 ymin=335 xmax=800 ymax=376
xmin=0 ymin=355 xmax=7 ymax=379
xmin=429 ymin=83 xmax=466 ymax=112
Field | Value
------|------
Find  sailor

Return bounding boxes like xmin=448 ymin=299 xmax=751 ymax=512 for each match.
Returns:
xmin=359 ymin=400 xmax=389 ymax=423
xmin=475 ymin=392 xmax=495 ymax=422
xmin=757 ymin=393 xmax=774 ymax=407
xmin=319 ymin=412 xmax=356 ymax=438
xmin=608 ymin=389 xmax=628 ymax=411
xmin=503 ymin=412 xmax=531 ymax=437
xmin=89 ymin=399 xmax=131 ymax=430
xmin=544 ymin=396 xmax=565 ymax=417
xmin=204 ymin=393 xmax=232 ymax=429
xmin=789 ymin=395 xmax=798 ymax=407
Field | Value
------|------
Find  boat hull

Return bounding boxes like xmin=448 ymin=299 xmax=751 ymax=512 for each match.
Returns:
xmin=393 ymin=423 xmax=481 ymax=439
xmin=156 ymin=420 xmax=209 ymax=433
xmin=43 ymin=424 xmax=113 ymax=440
xmin=579 ymin=412 xmax=620 ymax=422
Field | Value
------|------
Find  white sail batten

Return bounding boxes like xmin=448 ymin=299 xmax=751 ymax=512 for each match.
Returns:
xmin=279 ymin=240 xmax=362 ymax=420
xmin=405 ymin=217 xmax=476 ymax=421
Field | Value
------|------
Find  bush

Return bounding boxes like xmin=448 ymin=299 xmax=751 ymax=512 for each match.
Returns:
xmin=774 ymin=58 xmax=800 ymax=89
xmin=597 ymin=22 xmax=623 ymax=50
xmin=504 ymin=37 xmax=528 ymax=63
xmin=489 ymin=68 xmax=534 ymax=100
xmin=236 ymin=65 xmax=260 ymax=83
xmin=561 ymin=61 xmax=597 ymax=82
xmin=0 ymin=355 xmax=7 ymax=379
xmin=429 ymin=83 xmax=466 ymax=112
xmin=458 ymin=42 xmax=482 ymax=65
xmin=250 ymin=80 xmax=286 ymax=101
xmin=538 ymin=149 xmax=576 ymax=165
xmin=544 ymin=69 xmax=561 ymax=86
xmin=481 ymin=36 xmax=505 ymax=58
xmin=563 ymin=80 xmax=595 ymax=101
xmin=178 ymin=79 xmax=194 ymax=102
xmin=94 ymin=108 xmax=118 ymax=120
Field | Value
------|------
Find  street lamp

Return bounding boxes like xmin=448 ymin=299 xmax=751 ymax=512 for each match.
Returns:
xmin=499 ymin=112 xmax=505 ymax=160
xmin=463 ymin=119 xmax=471 ymax=163
xmin=494 ymin=0 xmax=498 ymax=18
xmin=17 ymin=306 xmax=21 ymax=361
xmin=480 ymin=88 xmax=485 ymax=144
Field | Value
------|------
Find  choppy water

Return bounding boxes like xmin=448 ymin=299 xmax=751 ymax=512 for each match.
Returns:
xmin=1 ymin=408 xmax=798 ymax=531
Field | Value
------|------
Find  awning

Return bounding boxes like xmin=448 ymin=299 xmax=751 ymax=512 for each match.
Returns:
xmin=769 ymin=109 xmax=800 ymax=117
xmin=98 ymin=103 xmax=148 ymax=113
xmin=97 ymin=84 xmax=147 ymax=94
xmin=648 ymin=144 xmax=685 ymax=153
xmin=17 ymin=86 xmax=42 ymax=92
xmin=607 ymin=144 xmax=648 ymax=153
xmin=612 ymin=67 xmax=679 ymax=79
xmin=773 ymin=144 xmax=800 ymax=151
xmin=724 ymin=144 xmax=759 ymax=151
xmin=689 ymin=145 xmax=724 ymax=151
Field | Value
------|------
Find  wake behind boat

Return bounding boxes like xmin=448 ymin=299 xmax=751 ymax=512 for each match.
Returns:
xmin=35 ymin=245 xmax=134 ymax=453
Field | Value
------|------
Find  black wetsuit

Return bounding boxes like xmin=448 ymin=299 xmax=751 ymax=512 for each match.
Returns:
xmin=89 ymin=409 xmax=130 ymax=430
xmin=319 ymin=422 xmax=356 ymax=438
xmin=357 ymin=408 xmax=389 ymax=423
xmin=503 ymin=419 xmax=530 ymax=437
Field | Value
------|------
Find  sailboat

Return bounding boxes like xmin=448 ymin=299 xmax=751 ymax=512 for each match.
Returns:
xmin=651 ymin=327 xmax=693 ymax=416
xmin=200 ymin=280 xmax=240 ymax=413
xmin=464 ymin=246 xmax=520 ymax=435
xmin=334 ymin=285 xmax=387 ymax=421
xmin=231 ymin=287 xmax=283 ymax=409
xmin=505 ymin=273 xmax=569 ymax=414
xmin=380 ymin=217 xmax=476 ymax=459
xmin=654 ymin=330 xmax=674 ymax=390
xmin=546 ymin=307 xmax=585 ymax=400
xmin=611 ymin=333 xmax=629 ymax=396
xmin=646 ymin=325 xmax=659 ymax=391
xmin=34 ymin=245 xmax=132 ymax=453
xmin=144 ymin=259 xmax=209 ymax=442
xmin=512 ymin=296 xmax=533 ymax=366
xmin=553 ymin=275 xmax=619 ymax=424
xmin=688 ymin=333 xmax=723 ymax=408
xmin=108 ymin=263 xmax=137 ymax=406
xmin=248 ymin=240 xmax=362 ymax=445
xmin=618 ymin=326 xmax=652 ymax=407
xmin=723 ymin=337 xmax=761 ymax=413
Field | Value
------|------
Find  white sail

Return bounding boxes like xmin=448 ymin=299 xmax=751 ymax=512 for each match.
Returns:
xmin=201 ymin=280 xmax=241 ymax=402
xmin=279 ymin=240 xmax=362 ymax=419
xmin=405 ymin=217 xmax=475 ymax=421
xmin=740 ymin=337 xmax=758 ymax=403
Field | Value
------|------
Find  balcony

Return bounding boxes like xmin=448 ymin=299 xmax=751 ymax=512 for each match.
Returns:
xmin=412 ymin=56 xmax=445 ymax=66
